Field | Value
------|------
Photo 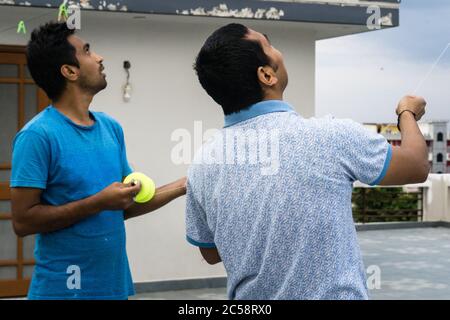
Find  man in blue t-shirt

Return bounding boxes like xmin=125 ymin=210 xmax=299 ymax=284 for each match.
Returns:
xmin=10 ymin=22 xmax=186 ymax=300
xmin=186 ymin=23 xmax=430 ymax=299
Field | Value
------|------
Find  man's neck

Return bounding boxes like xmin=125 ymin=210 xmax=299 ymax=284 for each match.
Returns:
xmin=263 ymin=91 xmax=283 ymax=102
xmin=53 ymin=88 xmax=94 ymax=126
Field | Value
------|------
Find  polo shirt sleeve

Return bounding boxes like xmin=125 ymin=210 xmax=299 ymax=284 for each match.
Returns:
xmin=185 ymin=178 xmax=216 ymax=248
xmin=10 ymin=130 xmax=50 ymax=189
xmin=335 ymin=119 xmax=393 ymax=186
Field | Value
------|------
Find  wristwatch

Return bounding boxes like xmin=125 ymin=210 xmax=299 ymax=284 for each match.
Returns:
xmin=397 ymin=110 xmax=417 ymax=132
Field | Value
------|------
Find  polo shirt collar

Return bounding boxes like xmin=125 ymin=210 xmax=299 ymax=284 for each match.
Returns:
xmin=224 ymin=100 xmax=294 ymax=128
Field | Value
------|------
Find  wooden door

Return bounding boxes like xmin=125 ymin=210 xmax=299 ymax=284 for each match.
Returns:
xmin=0 ymin=45 xmax=50 ymax=298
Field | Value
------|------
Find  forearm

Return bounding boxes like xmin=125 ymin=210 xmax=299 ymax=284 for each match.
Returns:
xmin=398 ymin=112 xmax=428 ymax=162
xmin=14 ymin=194 xmax=103 ymax=236
xmin=124 ymin=178 xmax=186 ymax=220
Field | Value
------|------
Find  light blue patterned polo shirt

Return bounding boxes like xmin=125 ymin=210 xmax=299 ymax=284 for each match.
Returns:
xmin=185 ymin=100 xmax=392 ymax=300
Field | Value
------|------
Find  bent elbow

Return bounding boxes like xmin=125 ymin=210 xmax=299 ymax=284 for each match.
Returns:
xmin=12 ymin=219 xmax=33 ymax=237
xmin=421 ymin=161 xmax=431 ymax=182
xmin=205 ymin=258 xmax=221 ymax=265
xmin=12 ymin=221 xmax=27 ymax=237
xmin=414 ymin=161 xmax=430 ymax=184
xmin=200 ymin=248 xmax=222 ymax=265
xmin=419 ymin=172 xmax=429 ymax=184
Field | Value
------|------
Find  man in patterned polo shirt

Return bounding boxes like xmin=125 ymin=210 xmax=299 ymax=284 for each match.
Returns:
xmin=185 ymin=23 xmax=429 ymax=300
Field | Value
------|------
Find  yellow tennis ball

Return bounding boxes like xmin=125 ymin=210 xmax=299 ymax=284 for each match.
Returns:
xmin=124 ymin=172 xmax=156 ymax=203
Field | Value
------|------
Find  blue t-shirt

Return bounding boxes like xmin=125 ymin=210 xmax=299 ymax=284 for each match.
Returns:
xmin=10 ymin=106 xmax=134 ymax=300
xmin=186 ymin=100 xmax=392 ymax=300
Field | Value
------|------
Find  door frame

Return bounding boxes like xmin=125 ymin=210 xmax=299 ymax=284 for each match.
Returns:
xmin=0 ymin=44 xmax=50 ymax=298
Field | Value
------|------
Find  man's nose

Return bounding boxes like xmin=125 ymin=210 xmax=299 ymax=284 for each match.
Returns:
xmin=93 ymin=52 xmax=104 ymax=63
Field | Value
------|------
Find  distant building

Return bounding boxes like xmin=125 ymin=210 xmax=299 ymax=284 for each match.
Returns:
xmin=364 ymin=121 xmax=450 ymax=174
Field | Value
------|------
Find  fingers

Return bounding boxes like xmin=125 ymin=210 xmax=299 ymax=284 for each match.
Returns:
xmin=123 ymin=198 xmax=135 ymax=210
xmin=398 ymin=95 xmax=427 ymax=119
xmin=412 ymin=95 xmax=426 ymax=106
xmin=403 ymin=94 xmax=425 ymax=101
xmin=416 ymin=110 xmax=426 ymax=121
xmin=123 ymin=180 xmax=142 ymax=196
xmin=121 ymin=182 xmax=141 ymax=208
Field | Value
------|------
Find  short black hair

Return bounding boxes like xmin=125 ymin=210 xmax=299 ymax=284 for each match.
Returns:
xmin=26 ymin=22 xmax=79 ymax=101
xmin=194 ymin=23 xmax=271 ymax=115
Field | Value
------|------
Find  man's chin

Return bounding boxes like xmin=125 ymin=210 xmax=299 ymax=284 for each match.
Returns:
xmin=97 ymin=80 xmax=108 ymax=92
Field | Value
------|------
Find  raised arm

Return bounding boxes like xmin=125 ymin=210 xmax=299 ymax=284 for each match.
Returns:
xmin=379 ymin=95 xmax=430 ymax=186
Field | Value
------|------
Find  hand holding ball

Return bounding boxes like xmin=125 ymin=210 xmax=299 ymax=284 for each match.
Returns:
xmin=124 ymin=172 xmax=156 ymax=203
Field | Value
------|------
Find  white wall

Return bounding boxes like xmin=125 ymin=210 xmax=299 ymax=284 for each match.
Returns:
xmin=1 ymin=11 xmax=316 ymax=283
xmin=423 ymin=174 xmax=450 ymax=223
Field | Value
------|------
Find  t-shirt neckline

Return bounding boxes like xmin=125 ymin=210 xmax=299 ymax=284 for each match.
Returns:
xmin=50 ymin=105 xmax=98 ymax=131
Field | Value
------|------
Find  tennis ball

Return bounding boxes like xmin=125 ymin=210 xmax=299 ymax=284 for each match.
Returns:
xmin=124 ymin=172 xmax=156 ymax=203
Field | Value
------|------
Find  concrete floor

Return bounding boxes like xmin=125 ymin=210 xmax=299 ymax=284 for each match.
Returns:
xmin=132 ymin=227 xmax=450 ymax=300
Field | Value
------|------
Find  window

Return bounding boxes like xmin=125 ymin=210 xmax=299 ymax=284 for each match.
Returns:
xmin=437 ymin=153 xmax=443 ymax=163
xmin=437 ymin=132 xmax=444 ymax=142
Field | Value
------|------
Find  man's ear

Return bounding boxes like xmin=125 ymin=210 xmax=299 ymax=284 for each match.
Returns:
xmin=60 ymin=64 xmax=79 ymax=82
xmin=257 ymin=66 xmax=278 ymax=87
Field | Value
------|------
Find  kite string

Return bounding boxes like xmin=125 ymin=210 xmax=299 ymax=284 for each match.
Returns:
xmin=413 ymin=42 xmax=450 ymax=94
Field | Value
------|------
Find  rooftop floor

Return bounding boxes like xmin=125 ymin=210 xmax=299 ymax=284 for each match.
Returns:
xmin=133 ymin=227 xmax=450 ymax=300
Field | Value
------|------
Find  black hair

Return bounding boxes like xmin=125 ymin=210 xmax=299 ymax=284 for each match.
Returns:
xmin=194 ymin=23 xmax=271 ymax=115
xmin=26 ymin=22 xmax=79 ymax=101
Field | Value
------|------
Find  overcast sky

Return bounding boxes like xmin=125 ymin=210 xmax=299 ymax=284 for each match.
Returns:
xmin=315 ymin=0 xmax=450 ymax=123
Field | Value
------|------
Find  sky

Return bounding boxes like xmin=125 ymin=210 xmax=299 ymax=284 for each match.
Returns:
xmin=315 ymin=0 xmax=450 ymax=123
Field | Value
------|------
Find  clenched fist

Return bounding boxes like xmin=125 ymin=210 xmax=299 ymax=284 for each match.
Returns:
xmin=95 ymin=181 xmax=141 ymax=211
xmin=396 ymin=95 xmax=427 ymax=121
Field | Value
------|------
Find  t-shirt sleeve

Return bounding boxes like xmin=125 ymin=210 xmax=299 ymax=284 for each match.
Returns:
xmin=10 ymin=130 xmax=50 ymax=189
xmin=120 ymin=135 xmax=133 ymax=177
xmin=335 ymin=119 xmax=393 ymax=186
xmin=110 ymin=117 xmax=133 ymax=177
xmin=185 ymin=178 xmax=216 ymax=248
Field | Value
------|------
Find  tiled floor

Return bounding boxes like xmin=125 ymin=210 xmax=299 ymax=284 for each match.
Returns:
xmin=132 ymin=227 xmax=450 ymax=300
xmin=360 ymin=227 xmax=450 ymax=300
xmin=132 ymin=288 xmax=227 ymax=300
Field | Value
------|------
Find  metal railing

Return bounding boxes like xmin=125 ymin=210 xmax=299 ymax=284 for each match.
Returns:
xmin=352 ymin=187 xmax=424 ymax=224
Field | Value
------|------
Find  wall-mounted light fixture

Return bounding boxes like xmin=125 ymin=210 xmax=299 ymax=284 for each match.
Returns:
xmin=123 ymin=60 xmax=132 ymax=102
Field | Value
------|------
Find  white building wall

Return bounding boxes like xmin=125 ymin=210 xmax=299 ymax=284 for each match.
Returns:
xmin=423 ymin=174 xmax=450 ymax=223
xmin=1 ymin=12 xmax=316 ymax=283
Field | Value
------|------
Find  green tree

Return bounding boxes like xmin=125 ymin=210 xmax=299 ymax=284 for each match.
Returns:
xmin=352 ymin=188 xmax=421 ymax=223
